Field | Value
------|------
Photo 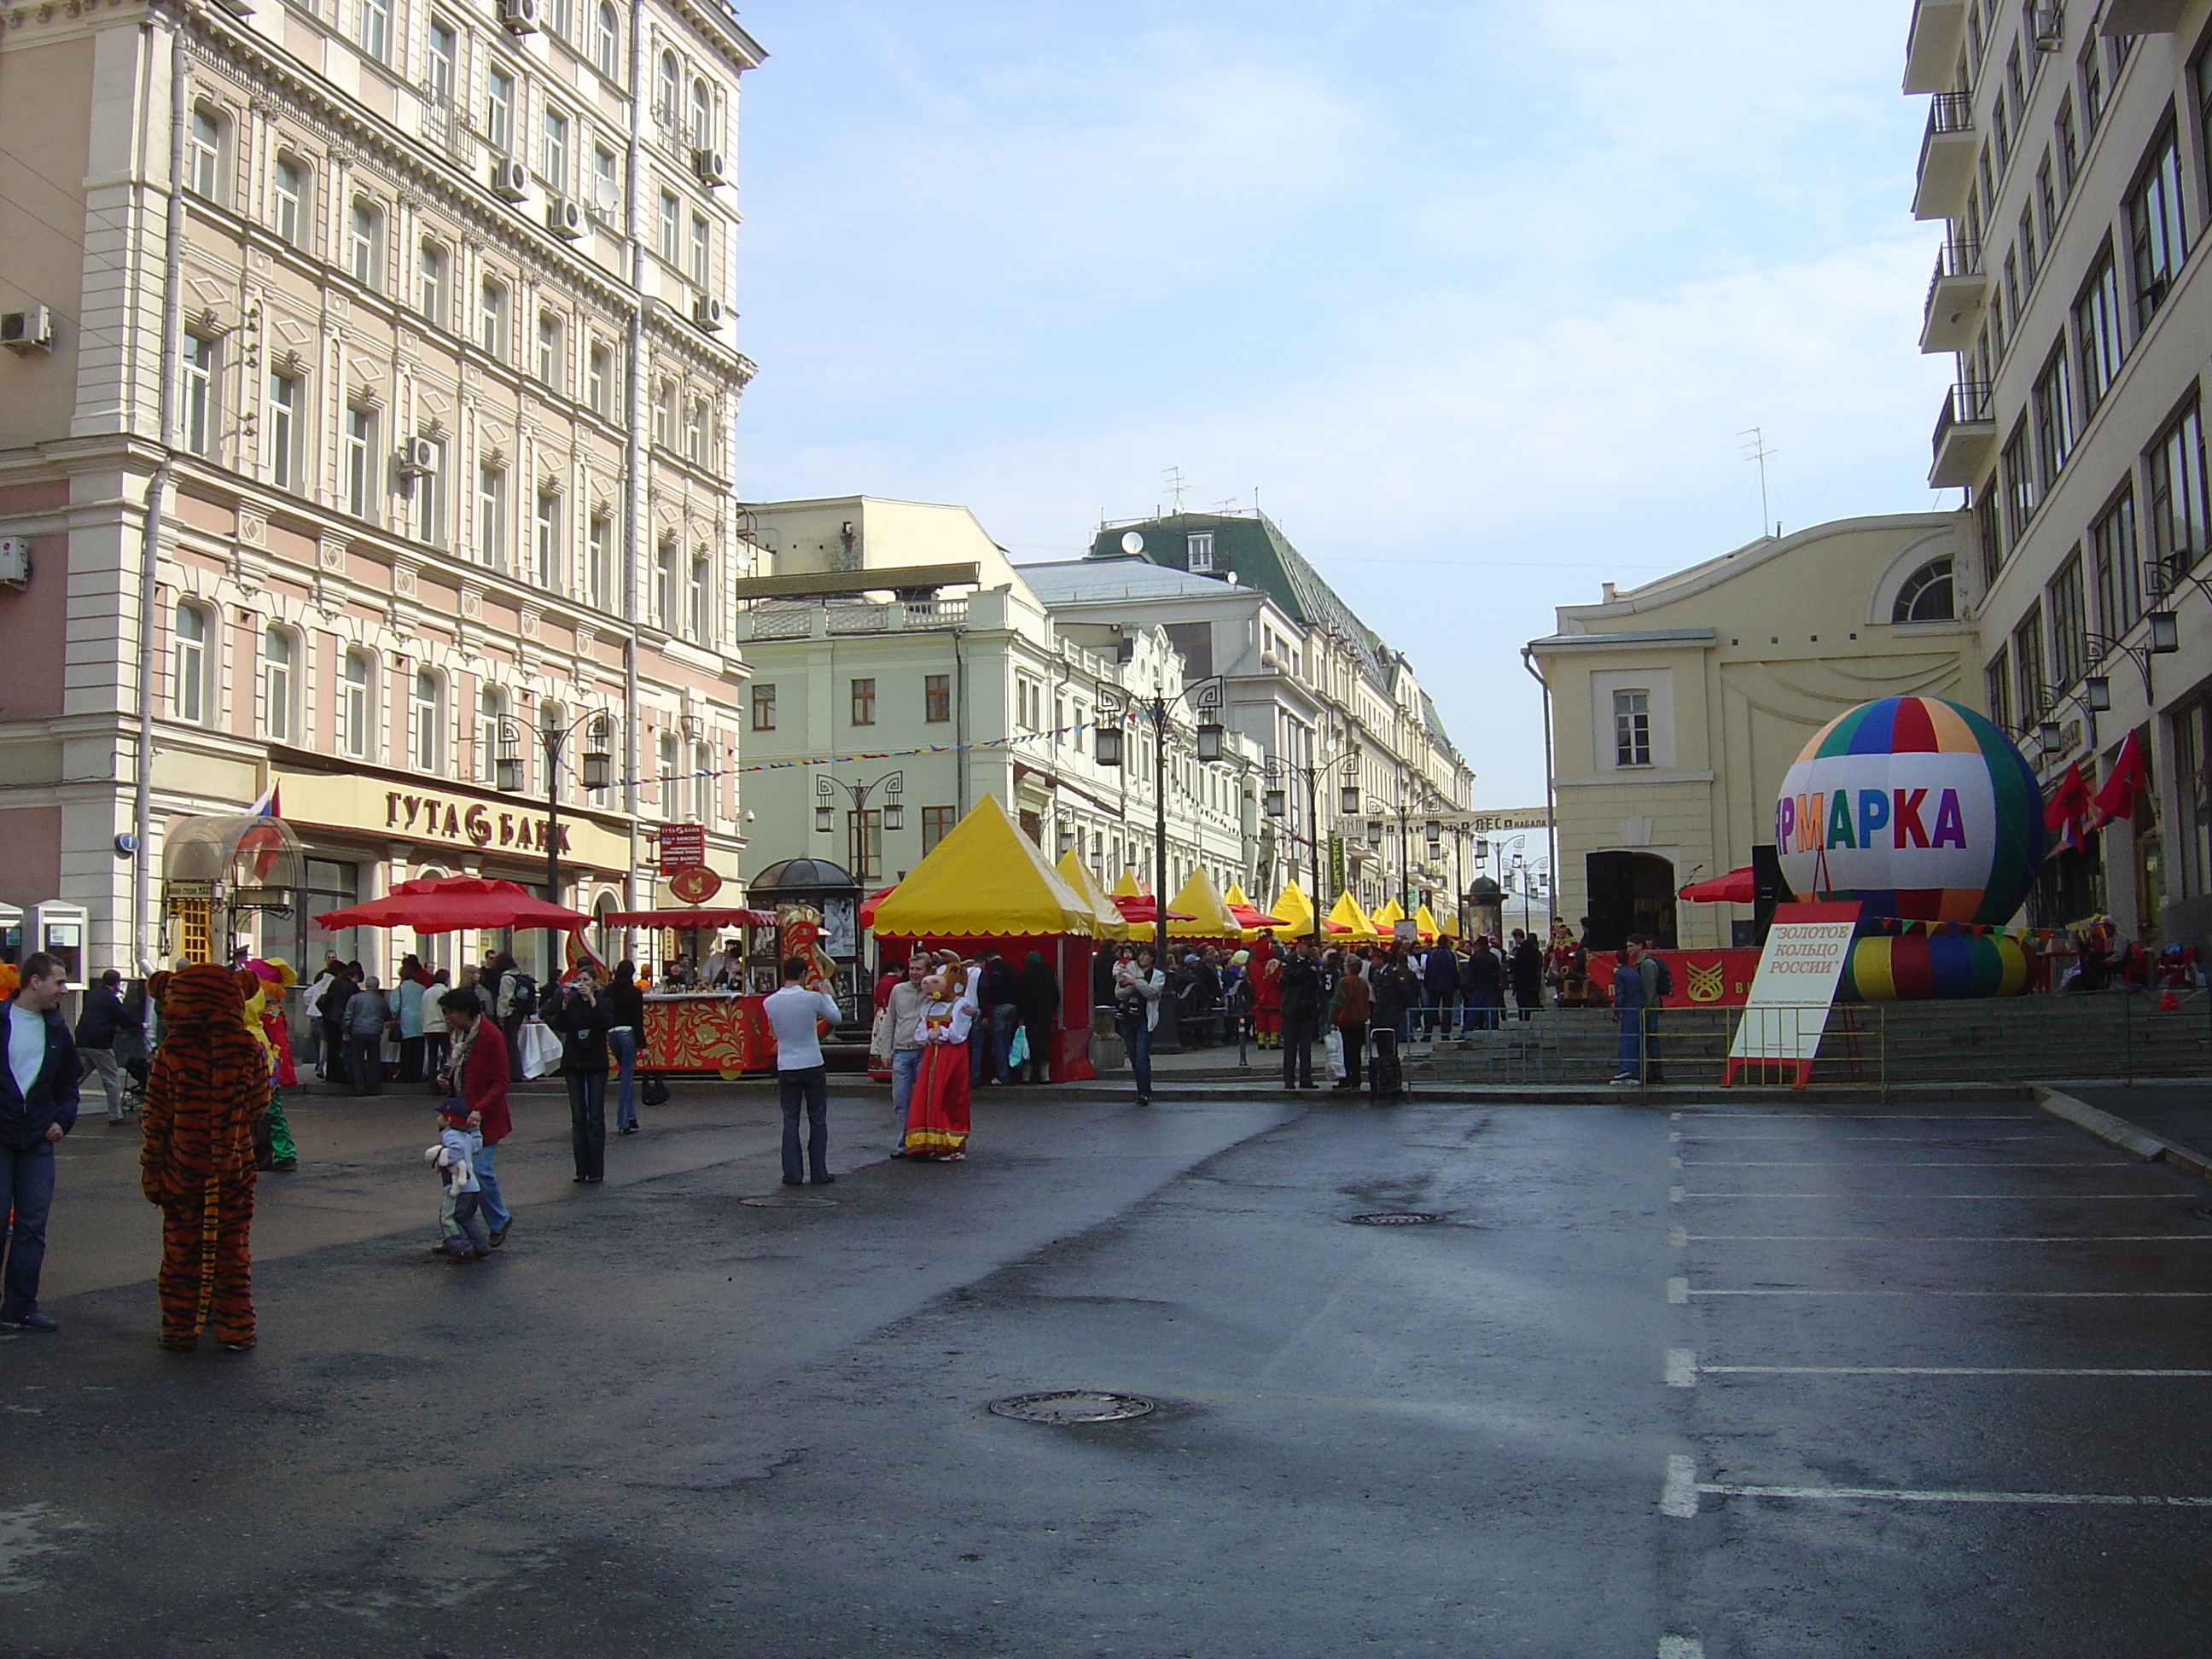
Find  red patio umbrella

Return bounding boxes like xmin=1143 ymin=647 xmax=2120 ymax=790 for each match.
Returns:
xmin=313 ymin=876 xmax=592 ymax=934
xmin=858 ymin=884 xmax=897 ymax=928
xmin=1677 ymin=867 xmax=1756 ymax=904
xmin=1227 ymin=902 xmax=1289 ymax=929
xmin=1111 ymin=894 xmax=1195 ymax=925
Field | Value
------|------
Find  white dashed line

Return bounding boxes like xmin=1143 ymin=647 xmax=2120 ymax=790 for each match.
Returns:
xmin=1667 ymin=1227 xmax=1688 ymax=1247
xmin=1679 ymin=1192 xmax=2180 ymax=1200
xmin=1657 ymin=1639 xmax=1703 ymax=1659
xmin=1660 ymin=1455 xmax=1700 ymax=1517
xmin=1666 ymin=1278 xmax=1690 ymax=1305
xmin=1688 ymin=1287 xmax=2212 ymax=1299
xmin=1660 ymin=1458 xmax=2212 ymax=1517
xmin=1664 ymin=1348 xmax=1697 ymax=1388
xmin=1681 ymin=1161 xmax=2131 ymax=1168
xmin=1699 ymin=1365 xmax=2212 ymax=1377
xmin=1684 ymin=1234 xmax=2212 ymax=1243
xmin=1669 ymin=1185 xmax=1685 ymax=1204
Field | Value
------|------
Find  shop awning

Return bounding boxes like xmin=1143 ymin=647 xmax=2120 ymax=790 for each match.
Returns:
xmin=1055 ymin=851 xmax=1128 ymax=940
xmin=1679 ymin=867 xmax=1756 ymax=904
xmin=314 ymin=876 xmax=591 ymax=934
xmin=1167 ymin=867 xmax=1243 ymax=940
xmin=870 ymin=795 xmax=1098 ymax=939
xmin=599 ymin=907 xmax=777 ymax=928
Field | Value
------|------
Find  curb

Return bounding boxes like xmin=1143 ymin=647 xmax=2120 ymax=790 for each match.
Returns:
xmin=2034 ymin=1085 xmax=2212 ymax=1180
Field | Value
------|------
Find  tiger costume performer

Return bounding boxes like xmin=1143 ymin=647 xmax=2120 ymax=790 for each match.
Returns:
xmin=140 ymin=965 xmax=270 ymax=1352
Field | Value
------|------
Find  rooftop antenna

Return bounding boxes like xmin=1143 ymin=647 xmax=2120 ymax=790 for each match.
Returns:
xmin=1739 ymin=427 xmax=1779 ymax=538
xmin=1163 ymin=465 xmax=1187 ymax=513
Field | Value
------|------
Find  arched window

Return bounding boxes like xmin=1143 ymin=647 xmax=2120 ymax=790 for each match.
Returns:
xmin=262 ymin=626 xmax=295 ymax=743
xmin=687 ymin=551 xmax=710 ymax=641
xmin=690 ymin=78 xmax=713 ymax=149
xmin=683 ymin=395 xmax=705 ymax=462
xmin=348 ymin=198 xmax=383 ymax=287
xmin=1893 ymin=557 xmax=1955 ymax=623
xmin=657 ymin=49 xmax=679 ymax=120
xmin=341 ymin=649 xmax=375 ymax=759
xmin=419 ymin=239 xmax=447 ymax=323
xmin=411 ymin=668 xmax=445 ymax=772
xmin=654 ymin=537 xmax=677 ymax=626
xmin=271 ymin=155 xmax=308 ymax=247
xmin=172 ymin=602 xmax=207 ymax=724
xmin=187 ymin=104 xmax=226 ymax=200
xmin=594 ymin=3 xmax=619 ymax=78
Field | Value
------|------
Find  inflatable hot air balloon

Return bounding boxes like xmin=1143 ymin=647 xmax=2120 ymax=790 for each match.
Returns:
xmin=1774 ymin=695 xmax=2045 ymax=927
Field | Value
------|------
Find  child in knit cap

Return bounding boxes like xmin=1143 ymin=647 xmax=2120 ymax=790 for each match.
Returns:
xmin=425 ymin=1101 xmax=489 ymax=1262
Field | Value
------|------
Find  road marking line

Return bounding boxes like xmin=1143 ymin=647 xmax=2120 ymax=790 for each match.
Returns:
xmin=1682 ymin=1161 xmax=2132 ymax=1168
xmin=1667 ymin=1277 xmax=1690 ymax=1304
xmin=1665 ymin=1348 xmax=1697 ymax=1387
xmin=1669 ymin=1131 xmax=1682 ymax=1142
xmin=1685 ymin=1234 xmax=2212 ymax=1243
xmin=1660 ymin=1455 xmax=1700 ymax=1517
xmin=1669 ymin=1155 xmax=1683 ymax=1169
xmin=1679 ymin=1192 xmax=2180 ymax=1200
xmin=1658 ymin=1639 xmax=1703 ymax=1659
xmin=1699 ymin=1365 xmax=2212 ymax=1377
xmin=1677 ymin=1113 xmax=2039 ymax=1121
xmin=1669 ymin=1185 xmax=1685 ymax=1204
xmin=1681 ymin=1134 xmax=2052 ymax=1142
xmin=1668 ymin=1226 xmax=1688 ymax=1247
xmin=1690 ymin=1286 xmax=2212 ymax=1298
xmin=1698 ymin=1481 xmax=2212 ymax=1508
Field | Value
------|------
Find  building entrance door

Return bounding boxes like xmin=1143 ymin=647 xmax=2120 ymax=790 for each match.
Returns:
xmin=1585 ymin=850 xmax=1677 ymax=951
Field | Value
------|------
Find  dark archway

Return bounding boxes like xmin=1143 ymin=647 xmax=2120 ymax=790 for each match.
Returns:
xmin=1585 ymin=851 xmax=1677 ymax=951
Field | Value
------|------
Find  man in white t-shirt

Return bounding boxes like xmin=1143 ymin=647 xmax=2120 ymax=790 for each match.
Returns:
xmin=762 ymin=957 xmax=843 ymax=1187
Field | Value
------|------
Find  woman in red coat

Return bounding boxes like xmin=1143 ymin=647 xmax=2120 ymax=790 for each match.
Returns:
xmin=1251 ymin=935 xmax=1283 ymax=1050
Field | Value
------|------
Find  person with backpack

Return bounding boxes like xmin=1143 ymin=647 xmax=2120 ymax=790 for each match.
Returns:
xmin=1627 ymin=935 xmax=1668 ymax=1083
xmin=490 ymin=952 xmax=537 ymax=1078
xmin=317 ymin=963 xmax=358 ymax=1088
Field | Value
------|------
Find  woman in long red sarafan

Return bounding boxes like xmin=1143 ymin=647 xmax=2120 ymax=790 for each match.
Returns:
xmin=898 ymin=956 xmax=974 ymax=1161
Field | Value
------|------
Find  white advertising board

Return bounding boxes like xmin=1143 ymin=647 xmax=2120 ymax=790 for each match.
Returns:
xmin=1723 ymin=901 xmax=1861 ymax=1088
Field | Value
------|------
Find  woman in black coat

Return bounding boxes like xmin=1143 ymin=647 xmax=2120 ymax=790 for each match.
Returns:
xmin=550 ymin=966 xmax=613 ymax=1182
xmin=1011 ymin=951 xmax=1059 ymax=1085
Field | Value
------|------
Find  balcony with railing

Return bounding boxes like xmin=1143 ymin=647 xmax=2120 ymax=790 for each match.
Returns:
xmin=1930 ymin=378 xmax=1996 ymax=489
xmin=1912 ymin=92 xmax=1976 ymax=221
xmin=1919 ymin=237 xmax=1987 ymax=353
xmin=1903 ymin=0 xmax=1968 ymax=94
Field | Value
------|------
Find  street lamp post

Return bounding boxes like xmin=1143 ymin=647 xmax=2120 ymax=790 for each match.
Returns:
xmin=1261 ymin=748 xmax=1359 ymax=945
xmin=814 ymin=769 xmax=905 ymax=877
xmin=495 ymin=707 xmax=615 ymax=909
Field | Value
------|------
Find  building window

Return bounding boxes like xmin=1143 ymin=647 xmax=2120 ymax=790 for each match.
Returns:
xmin=426 ymin=17 xmax=457 ymax=104
xmin=847 ymin=811 xmax=882 ymax=882
xmin=2031 ymin=347 xmax=2074 ymax=488
xmin=477 ymin=463 xmax=505 ymax=569
xmin=687 ymin=554 xmax=709 ymax=641
xmin=172 ymin=602 xmax=207 ymax=724
xmin=478 ymin=686 xmax=506 ymax=783
xmin=684 ymin=397 xmax=706 ymax=463
xmin=348 ymin=200 xmax=381 ymax=287
xmin=537 ymin=312 xmax=562 ymax=385
xmin=2050 ymin=552 xmax=2087 ymax=688
xmin=341 ymin=649 xmax=373 ymax=759
xmin=419 ymin=241 xmax=447 ymax=325
xmin=2012 ymin=607 xmax=2046 ymax=725
xmin=548 ymin=0 xmax=573 ymax=40
xmin=690 ymin=77 xmax=713 ymax=149
xmin=358 ymin=0 xmax=389 ymax=58
xmin=656 ymin=49 xmax=679 ymax=122
xmin=751 ymin=683 xmax=775 ymax=731
xmin=1976 ymin=487 xmax=2003 ymax=586
xmin=850 ymin=678 xmax=876 ymax=725
xmin=480 ymin=278 xmax=507 ymax=357
xmin=412 ymin=437 xmax=444 ymax=544
xmin=262 ymin=626 xmax=294 ymax=743
xmin=586 ymin=341 xmax=612 ymax=415
xmin=535 ymin=488 xmax=561 ymax=588
xmin=1611 ymin=689 xmax=1650 ymax=768
xmin=2127 ymin=125 xmax=2187 ymax=327
xmin=181 ymin=335 xmax=215 ymax=457
xmin=2056 ymin=95 xmax=2079 ymax=195
xmin=591 ymin=146 xmax=620 ymax=225
xmin=486 ymin=67 xmax=515 ymax=154
xmin=593 ymin=2 xmax=618 ymax=78
xmin=2018 ymin=204 xmax=2037 ymax=288
xmin=2001 ymin=421 xmax=2036 ymax=541
xmin=411 ymin=669 xmax=443 ymax=772
xmin=688 ymin=212 xmax=710 ymax=287
xmin=1186 ymin=531 xmax=1214 ymax=572
xmin=924 ymin=672 xmax=950 ymax=723
xmin=265 ymin=372 xmax=300 ymax=490
xmin=922 ymin=806 xmax=955 ymax=853
xmin=542 ymin=107 xmax=569 ymax=191
xmin=693 ymin=742 xmax=714 ymax=825
xmin=657 ymin=731 xmax=678 ymax=817
xmin=1892 ymin=558 xmax=1954 ymax=623
xmin=586 ymin=511 xmax=610 ymax=609
xmin=1985 ymin=646 xmax=2011 ymax=734
xmin=2093 ymin=486 xmax=2142 ymax=637
xmin=651 ymin=378 xmax=672 ymax=447
xmin=653 ymin=538 xmax=676 ymax=624
xmin=272 ymin=156 xmax=306 ymax=247
xmin=188 ymin=104 xmax=224 ymax=200
xmin=2174 ymin=696 xmax=2212 ymax=898
xmin=2081 ymin=36 xmax=2106 ymax=132
xmin=2075 ymin=252 xmax=2124 ymax=418
xmin=656 ymin=191 xmax=679 ymax=263
xmin=2146 ymin=397 xmax=2209 ymax=591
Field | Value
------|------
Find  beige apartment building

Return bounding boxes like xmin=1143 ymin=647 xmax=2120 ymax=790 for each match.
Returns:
xmin=0 ymin=0 xmax=763 ymax=976
xmin=1906 ymin=0 xmax=2212 ymax=946
xmin=1528 ymin=514 xmax=1978 ymax=950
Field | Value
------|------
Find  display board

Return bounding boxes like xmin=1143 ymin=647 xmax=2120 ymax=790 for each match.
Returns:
xmin=1722 ymin=901 xmax=1861 ymax=1089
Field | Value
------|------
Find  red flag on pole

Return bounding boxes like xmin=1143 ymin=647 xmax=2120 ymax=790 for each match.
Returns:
xmin=2045 ymin=761 xmax=2093 ymax=857
xmin=2093 ymin=732 xmax=2150 ymax=829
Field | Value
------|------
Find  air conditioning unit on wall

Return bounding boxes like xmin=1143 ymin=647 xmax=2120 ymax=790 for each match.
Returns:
xmin=692 ymin=294 xmax=725 ymax=330
xmin=399 ymin=437 xmax=438 ymax=477
xmin=490 ymin=157 xmax=529 ymax=201
xmin=1 ymin=306 xmax=54 ymax=355
xmin=498 ymin=0 xmax=538 ymax=33
xmin=546 ymin=197 xmax=585 ymax=239
xmin=692 ymin=148 xmax=726 ymax=186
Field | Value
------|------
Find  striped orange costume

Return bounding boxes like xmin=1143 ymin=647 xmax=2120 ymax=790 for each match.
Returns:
xmin=139 ymin=966 xmax=269 ymax=1351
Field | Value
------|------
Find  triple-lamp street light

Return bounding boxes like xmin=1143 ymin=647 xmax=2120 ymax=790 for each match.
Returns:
xmin=493 ymin=707 xmax=616 ymax=906
xmin=1258 ymin=750 xmax=1361 ymax=946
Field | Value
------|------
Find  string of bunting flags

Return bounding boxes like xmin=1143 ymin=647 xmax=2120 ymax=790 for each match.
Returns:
xmin=559 ymin=717 xmax=1113 ymax=795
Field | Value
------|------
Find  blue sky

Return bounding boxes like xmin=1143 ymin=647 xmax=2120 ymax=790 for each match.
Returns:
xmin=730 ymin=1 xmax=1954 ymax=807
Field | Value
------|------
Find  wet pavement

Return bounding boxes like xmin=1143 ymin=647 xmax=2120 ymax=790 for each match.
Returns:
xmin=2 ymin=1083 xmax=2209 ymax=1656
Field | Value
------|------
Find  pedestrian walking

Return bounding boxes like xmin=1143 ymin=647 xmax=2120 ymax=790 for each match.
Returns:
xmin=436 ymin=987 xmax=511 ymax=1246
xmin=0 ymin=953 xmax=79 ymax=1334
xmin=885 ymin=954 xmax=931 ymax=1137
xmin=343 ymin=975 xmax=390 ymax=1096
xmin=425 ymin=1099 xmax=489 ymax=1262
xmin=1369 ymin=948 xmax=1421 ymax=1081
xmin=139 ymin=963 xmax=265 ymax=1351
xmin=1112 ymin=945 xmax=1166 ymax=1106
xmin=1460 ymin=938 xmax=1505 ymax=1031
xmin=317 ymin=963 xmax=358 ymax=1087
xmin=1610 ymin=949 xmax=1650 ymax=1085
xmin=607 ymin=961 xmax=644 ymax=1134
xmin=976 ymin=948 xmax=1019 ymax=1087
xmin=1278 ymin=938 xmax=1323 ymax=1089
xmin=548 ymin=964 xmax=611 ymax=1184
xmin=302 ymin=952 xmax=341 ymax=1080
xmin=1012 ymin=950 xmax=1058 ymax=1085
xmin=393 ymin=955 xmax=430 ymax=1083
xmin=765 ymin=956 xmax=843 ymax=1182
xmin=74 ymin=968 xmax=143 ymax=1125
xmin=897 ymin=958 xmax=974 ymax=1161
xmin=1628 ymin=935 xmax=1668 ymax=1083
xmin=1508 ymin=929 xmax=1545 ymax=1021
xmin=420 ymin=969 xmax=452 ymax=1086
xmin=490 ymin=952 xmax=538 ymax=1076
xmin=1330 ymin=955 xmax=1371 ymax=1091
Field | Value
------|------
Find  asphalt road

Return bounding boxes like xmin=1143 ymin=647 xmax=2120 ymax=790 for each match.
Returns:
xmin=3 ymin=1080 xmax=2209 ymax=1657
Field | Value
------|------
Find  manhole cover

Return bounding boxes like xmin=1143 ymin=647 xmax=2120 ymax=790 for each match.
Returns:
xmin=987 ymin=1390 xmax=1156 ymax=1425
xmin=1347 ymin=1211 xmax=1441 ymax=1225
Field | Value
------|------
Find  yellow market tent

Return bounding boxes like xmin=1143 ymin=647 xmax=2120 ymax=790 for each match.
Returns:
xmin=1167 ymin=866 xmax=1243 ymax=940
xmin=1371 ymin=897 xmax=1407 ymax=935
xmin=1268 ymin=879 xmax=1319 ymax=939
xmin=1110 ymin=868 xmax=1150 ymax=897
xmin=1328 ymin=890 xmax=1382 ymax=944
xmin=870 ymin=795 xmax=1096 ymax=938
xmin=1223 ymin=882 xmax=1252 ymax=908
xmin=1412 ymin=903 xmax=1442 ymax=944
xmin=1056 ymin=849 xmax=1127 ymax=940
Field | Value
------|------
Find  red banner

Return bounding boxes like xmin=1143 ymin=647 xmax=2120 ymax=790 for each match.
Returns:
xmin=1584 ymin=947 xmax=1763 ymax=1008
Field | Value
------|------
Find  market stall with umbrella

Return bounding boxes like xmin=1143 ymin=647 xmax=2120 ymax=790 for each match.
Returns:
xmin=312 ymin=875 xmax=592 ymax=934
xmin=1166 ymin=867 xmax=1243 ymax=944
xmin=1222 ymin=882 xmax=1289 ymax=936
xmin=1055 ymin=851 xmax=1127 ymax=940
xmin=870 ymin=795 xmax=1101 ymax=1080
xmin=1327 ymin=890 xmax=1382 ymax=944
